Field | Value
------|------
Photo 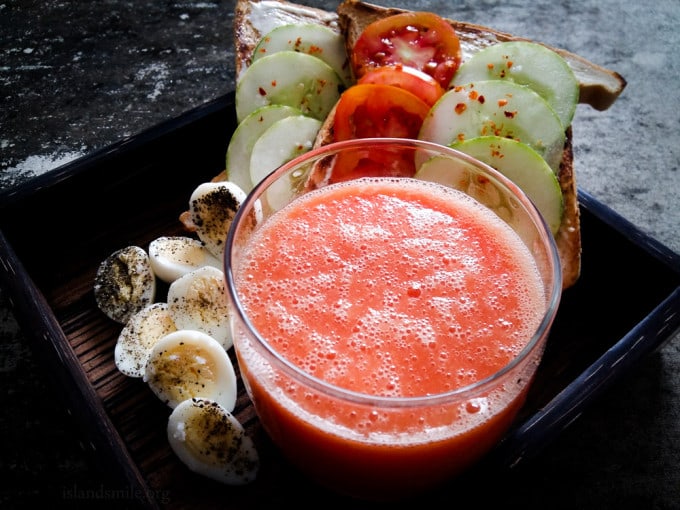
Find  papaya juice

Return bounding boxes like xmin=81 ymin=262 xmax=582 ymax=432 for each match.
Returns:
xmin=230 ymin=175 xmax=553 ymax=498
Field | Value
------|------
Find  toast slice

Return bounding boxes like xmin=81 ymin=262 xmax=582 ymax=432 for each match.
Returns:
xmin=313 ymin=0 xmax=626 ymax=289
xmin=187 ymin=0 xmax=626 ymax=290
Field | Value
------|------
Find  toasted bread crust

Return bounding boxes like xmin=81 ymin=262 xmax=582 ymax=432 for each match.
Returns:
xmin=555 ymin=130 xmax=581 ymax=288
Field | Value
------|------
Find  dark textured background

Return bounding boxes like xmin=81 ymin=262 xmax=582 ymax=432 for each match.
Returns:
xmin=1 ymin=0 xmax=679 ymax=507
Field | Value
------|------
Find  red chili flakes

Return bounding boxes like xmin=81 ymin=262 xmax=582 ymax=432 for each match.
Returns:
xmin=271 ymin=80 xmax=277 ymax=87
xmin=504 ymin=110 xmax=517 ymax=119
xmin=499 ymin=54 xmax=514 ymax=77
xmin=490 ymin=146 xmax=504 ymax=159
xmin=308 ymin=44 xmax=323 ymax=56
xmin=477 ymin=94 xmax=485 ymax=104
xmin=258 ymin=37 xmax=271 ymax=55
xmin=468 ymin=90 xmax=479 ymax=101
xmin=487 ymin=63 xmax=494 ymax=70
xmin=258 ymin=87 xmax=267 ymax=96
xmin=457 ymin=133 xmax=465 ymax=142
xmin=498 ymin=98 xmax=508 ymax=107
xmin=455 ymin=103 xmax=467 ymax=114
xmin=483 ymin=120 xmax=503 ymax=137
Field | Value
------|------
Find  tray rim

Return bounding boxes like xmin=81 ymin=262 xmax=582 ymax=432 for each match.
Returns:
xmin=1 ymin=93 xmax=679 ymax=505
xmin=0 ymin=229 xmax=159 ymax=509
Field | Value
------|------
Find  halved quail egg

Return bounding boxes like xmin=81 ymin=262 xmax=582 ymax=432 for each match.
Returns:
xmin=148 ymin=236 xmax=222 ymax=284
xmin=144 ymin=329 xmax=237 ymax=412
xmin=167 ymin=397 xmax=259 ymax=485
xmin=114 ymin=302 xmax=177 ymax=378
xmin=188 ymin=181 xmax=248 ymax=260
xmin=94 ymin=245 xmax=156 ymax=324
xmin=167 ymin=265 xmax=232 ymax=350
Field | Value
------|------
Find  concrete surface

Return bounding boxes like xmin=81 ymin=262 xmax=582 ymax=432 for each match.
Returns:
xmin=1 ymin=0 xmax=678 ymax=507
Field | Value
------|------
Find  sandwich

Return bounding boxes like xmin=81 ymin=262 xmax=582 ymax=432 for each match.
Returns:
xmin=183 ymin=0 xmax=626 ymax=290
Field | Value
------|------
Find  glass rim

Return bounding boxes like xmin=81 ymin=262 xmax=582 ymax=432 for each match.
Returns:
xmin=225 ymin=137 xmax=563 ymax=408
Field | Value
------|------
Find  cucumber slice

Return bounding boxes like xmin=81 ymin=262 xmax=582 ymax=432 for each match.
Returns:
xmin=235 ymin=51 xmax=343 ymax=123
xmin=253 ymin=23 xmax=353 ymax=87
xmin=249 ymin=115 xmax=322 ymax=210
xmin=414 ymin=154 xmax=520 ymax=230
xmin=418 ymin=80 xmax=565 ymax=172
xmin=450 ymin=136 xmax=563 ymax=235
xmin=451 ymin=41 xmax=579 ymax=129
xmin=226 ymin=104 xmax=303 ymax=193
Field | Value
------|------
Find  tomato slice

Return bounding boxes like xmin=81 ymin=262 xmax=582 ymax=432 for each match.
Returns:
xmin=357 ymin=65 xmax=445 ymax=107
xmin=351 ymin=11 xmax=462 ymax=89
xmin=330 ymin=83 xmax=430 ymax=182
xmin=333 ymin=83 xmax=430 ymax=141
xmin=328 ymin=148 xmax=410 ymax=183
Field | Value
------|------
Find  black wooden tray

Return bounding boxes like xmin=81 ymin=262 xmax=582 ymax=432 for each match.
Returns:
xmin=1 ymin=93 xmax=679 ymax=509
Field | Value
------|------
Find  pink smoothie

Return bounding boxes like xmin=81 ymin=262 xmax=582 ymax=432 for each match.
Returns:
xmin=233 ymin=177 xmax=547 ymax=496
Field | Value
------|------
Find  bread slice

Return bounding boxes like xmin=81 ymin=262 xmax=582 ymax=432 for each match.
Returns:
xmin=315 ymin=0 xmax=627 ymax=289
xmin=187 ymin=0 xmax=626 ymax=290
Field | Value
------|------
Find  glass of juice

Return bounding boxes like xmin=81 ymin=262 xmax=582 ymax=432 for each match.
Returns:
xmin=225 ymin=138 xmax=562 ymax=500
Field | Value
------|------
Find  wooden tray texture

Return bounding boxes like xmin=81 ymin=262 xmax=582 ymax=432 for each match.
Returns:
xmin=2 ymin=93 xmax=680 ymax=508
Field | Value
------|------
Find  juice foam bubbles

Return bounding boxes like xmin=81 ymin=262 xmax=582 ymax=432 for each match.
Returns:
xmin=232 ymin=176 xmax=548 ymax=497
xmin=235 ymin=332 xmax=537 ymax=443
